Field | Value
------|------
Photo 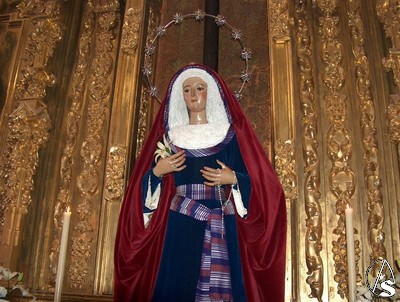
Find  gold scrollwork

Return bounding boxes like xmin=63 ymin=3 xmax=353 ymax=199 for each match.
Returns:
xmin=121 ymin=8 xmax=142 ymax=55
xmin=0 ymin=1 xmax=62 ymax=246
xmin=136 ymin=88 xmax=150 ymax=159
xmin=269 ymin=0 xmax=289 ymax=43
xmin=376 ymin=2 xmax=400 ymax=154
xmin=24 ymin=18 xmax=62 ymax=66
xmin=317 ymin=0 xmax=358 ymax=298
xmin=105 ymin=146 xmax=127 ymax=201
xmin=315 ymin=0 xmax=339 ymax=15
xmin=383 ymin=50 xmax=400 ymax=87
xmin=17 ymin=0 xmax=59 ymax=18
xmin=0 ymin=100 xmax=51 ymax=240
xmin=376 ymin=0 xmax=400 ymax=47
xmin=376 ymin=0 xmax=400 ymax=118
xmin=347 ymin=0 xmax=386 ymax=274
xmin=274 ymin=139 xmax=297 ymax=201
xmin=388 ymin=94 xmax=400 ymax=143
xmin=294 ymin=1 xmax=324 ymax=300
xmin=68 ymin=3 xmax=118 ymax=289
xmin=388 ymin=94 xmax=400 ymax=158
xmin=93 ymin=0 xmax=120 ymax=14
xmin=49 ymin=1 xmax=95 ymax=285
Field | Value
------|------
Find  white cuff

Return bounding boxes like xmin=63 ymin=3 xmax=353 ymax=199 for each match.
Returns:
xmin=144 ymin=175 xmax=161 ymax=210
xmin=232 ymin=185 xmax=247 ymax=218
xmin=143 ymin=212 xmax=153 ymax=228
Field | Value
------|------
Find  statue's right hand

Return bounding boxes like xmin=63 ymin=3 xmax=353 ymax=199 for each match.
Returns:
xmin=153 ymin=150 xmax=186 ymax=177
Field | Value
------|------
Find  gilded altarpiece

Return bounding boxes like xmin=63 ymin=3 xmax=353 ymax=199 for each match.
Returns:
xmin=0 ymin=0 xmax=64 ymax=271
xmin=288 ymin=0 xmax=400 ymax=301
xmin=0 ymin=0 xmax=399 ymax=301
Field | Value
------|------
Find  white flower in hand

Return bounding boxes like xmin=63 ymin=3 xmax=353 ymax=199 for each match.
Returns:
xmin=154 ymin=134 xmax=173 ymax=163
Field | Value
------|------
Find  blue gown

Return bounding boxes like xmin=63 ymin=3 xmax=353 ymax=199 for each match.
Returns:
xmin=142 ymin=133 xmax=251 ymax=302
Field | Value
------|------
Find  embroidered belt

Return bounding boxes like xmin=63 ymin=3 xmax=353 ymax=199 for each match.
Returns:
xmin=171 ymin=184 xmax=234 ymax=302
xmin=176 ymin=183 xmax=227 ymax=201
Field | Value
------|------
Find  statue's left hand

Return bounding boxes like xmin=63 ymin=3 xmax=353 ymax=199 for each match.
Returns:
xmin=201 ymin=159 xmax=236 ymax=186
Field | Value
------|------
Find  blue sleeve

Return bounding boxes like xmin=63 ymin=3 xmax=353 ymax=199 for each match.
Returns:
xmin=141 ymin=166 xmax=163 ymax=213
xmin=226 ymin=135 xmax=251 ymax=212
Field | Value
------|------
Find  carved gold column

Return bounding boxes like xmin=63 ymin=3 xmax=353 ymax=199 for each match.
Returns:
xmin=69 ymin=0 xmax=120 ymax=291
xmin=95 ymin=0 xmax=159 ymax=295
xmin=376 ymin=1 xmax=400 ymax=158
xmin=375 ymin=0 xmax=400 ymax=281
xmin=316 ymin=0 xmax=358 ymax=299
xmin=388 ymin=94 xmax=400 ymax=156
xmin=268 ymin=1 xmax=298 ymax=301
xmin=347 ymin=0 xmax=386 ymax=273
xmin=49 ymin=0 xmax=95 ymax=289
xmin=48 ymin=0 xmax=122 ymax=295
xmin=0 ymin=0 xmax=63 ymax=268
xmin=294 ymin=1 xmax=324 ymax=301
xmin=49 ymin=0 xmax=94 ymax=286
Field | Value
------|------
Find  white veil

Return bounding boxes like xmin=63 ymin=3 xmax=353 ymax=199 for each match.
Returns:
xmin=166 ymin=67 xmax=231 ymax=149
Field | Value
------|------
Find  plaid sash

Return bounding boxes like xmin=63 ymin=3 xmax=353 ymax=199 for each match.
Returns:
xmin=171 ymin=184 xmax=235 ymax=302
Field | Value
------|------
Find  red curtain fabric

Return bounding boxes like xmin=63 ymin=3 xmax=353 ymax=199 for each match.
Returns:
xmin=114 ymin=64 xmax=286 ymax=302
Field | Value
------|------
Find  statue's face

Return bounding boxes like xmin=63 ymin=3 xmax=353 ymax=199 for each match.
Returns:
xmin=182 ymin=77 xmax=208 ymax=113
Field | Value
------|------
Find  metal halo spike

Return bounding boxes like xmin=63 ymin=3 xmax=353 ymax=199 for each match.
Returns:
xmin=141 ymin=9 xmax=252 ymax=103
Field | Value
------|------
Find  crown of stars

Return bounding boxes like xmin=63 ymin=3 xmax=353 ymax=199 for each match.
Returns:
xmin=142 ymin=9 xmax=252 ymax=102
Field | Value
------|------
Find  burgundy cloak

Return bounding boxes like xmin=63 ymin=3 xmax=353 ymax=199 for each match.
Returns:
xmin=114 ymin=64 xmax=286 ymax=302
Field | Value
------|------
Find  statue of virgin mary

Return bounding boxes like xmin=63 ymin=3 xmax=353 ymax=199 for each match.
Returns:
xmin=114 ymin=64 xmax=286 ymax=302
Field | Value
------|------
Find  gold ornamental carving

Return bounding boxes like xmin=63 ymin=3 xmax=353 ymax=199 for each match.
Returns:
xmin=388 ymin=94 xmax=400 ymax=142
xmin=69 ymin=4 xmax=118 ymax=289
xmin=274 ymin=139 xmax=297 ymax=201
xmin=17 ymin=1 xmax=63 ymax=69
xmin=121 ymin=8 xmax=142 ymax=55
xmin=0 ymin=1 xmax=62 ymax=246
xmin=316 ymin=0 xmax=358 ymax=298
xmin=136 ymin=89 xmax=150 ymax=159
xmin=376 ymin=1 xmax=400 ymax=154
xmin=376 ymin=0 xmax=400 ymax=47
xmin=49 ymin=1 xmax=95 ymax=285
xmin=315 ymin=0 xmax=338 ymax=15
xmin=105 ymin=146 xmax=127 ymax=201
xmin=383 ymin=50 xmax=400 ymax=87
xmin=136 ymin=6 xmax=160 ymax=158
xmin=93 ymin=0 xmax=119 ymax=13
xmin=347 ymin=0 xmax=386 ymax=268
xmin=269 ymin=0 xmax=289 ymax=42
xmin=388 ymin=94 xmax=400 ymax=155
xmin=0 ymin=100 xmax=51 ymax=244
xmin=294 ymin=1 xmax=323 ymax=300
xmin=17 ymin=0 xmax=60 ymax=19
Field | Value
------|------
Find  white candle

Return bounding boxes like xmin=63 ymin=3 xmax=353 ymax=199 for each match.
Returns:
xmin=345 ymin=204 xmax=356 ymax=302
xmin=54 ymin=207 xmax=71 ymax=302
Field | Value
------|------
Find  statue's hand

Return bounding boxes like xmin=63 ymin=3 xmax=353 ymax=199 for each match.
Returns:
xmin=201 ymin=159 xmax=237 ymax=187
xmin=153 ymin=150 xmax=186 ymax=177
